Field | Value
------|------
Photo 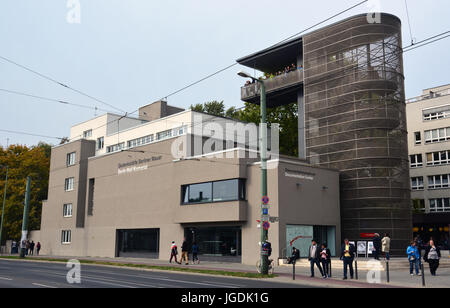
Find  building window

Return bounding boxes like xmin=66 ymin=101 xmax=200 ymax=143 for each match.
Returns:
xmin=181 ymin=179 xmax=246 ymax=205
xmin=411 ymin=177 xmax=424 ymax=191
xmin=83 ymin=129 xmax=92 ymax=138
xmin=127 ymin=135 xmax=154 ymax=149
xmin=87 ymin=178 xmax=95 ymax=216
xmin=156 ymin=129 xmax=172 ymax=141
xmin=424 ymin=127 xmax=450 ymax=144
xmin=106 ymin=143 xmax=125 ymax=153
xmin=63 ymin=203 xmax=73 ymax=217
xmin=410 ymin=154 xmax=423 ymax=168
xmin=426 ymin=150 xmax=450 ymax=166
xmin=61 ymin=230 xmax=72 ymax=244
xmin=97 ymin=137 xmax=104 ymax=150
xmin=429 ymin=198 xmax=450 ymax=213
xmin=412 ymin=199 xmax=425 ymax=213
xmin=428 ymin=174 xmax=450 ymax=190
xmin=172 ymin=125 xmax=187 ymax=137
xmin=65 ymin=177 xmax=74 ymax=191
xmin=66 ymin=152 xmax=76 ymax=166
xmin=423 ymin=105 xmax=450 ymax=121
xmin=414 ymin=132 xmax=422 ymax=145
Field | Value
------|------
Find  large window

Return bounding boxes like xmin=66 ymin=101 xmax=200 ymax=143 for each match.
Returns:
xmin=64 ymin=177 xmax=74 ymax=191
xmin=410 ymin=154 xmax=423 ymax=168
xmin=423 ymin=105 xmax=450 ymax=121
xmin=63 ymin=203 xmax=73 ymax=217
xmin=61 ymin=230 xmax=71 ymax=244
xmin=97 ymin=137 xmax=104 ymax=150
xmin=83 ymin=129 xmax=92 ymax=138
xmin=428 ymin=174 xmax=450 ymax=189
xmin=414 ymin=132 xmax=422 ymax=145
xmin=426 ymin=150 xmax=450 ymax=166
xmin=424 ymin=127 xmax=450 ymax=144
xmin=181 ymin=179 xmax=246 ymax=205
xmin=106 ymin=143 xmax=125 ymax=153
xmin=127 ymin=135 xmax=154 ymax=149
xmin=429 ymin=198 xmax=450 ymax=213
xmin=411 ymin=177 xmax=424 ymax=191
xmin=117 ymin=229 xmax=159 ymax=258
xmin=66 ymin=152 xmax=76 ymax=166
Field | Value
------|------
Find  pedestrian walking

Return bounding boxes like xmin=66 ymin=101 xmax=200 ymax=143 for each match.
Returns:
xmin=373 ymin=233 xmax=381 ymax=260
xmin=423 ymin=239 xmax=441 ymax=276
xmin=320 ymin=243 xmax=331 ymax=278
xmin=36 ymin=242 xmax=41 ymax=256
xmin=29 ymin=241 xmax=35 ymax=256
xmin=407 ymin=241 xmax=420 ymax=276
xmin=341 ymin=238 xmax=356 ymax=280
xmin=25 ymin=240 xmax=30 ymax=256
xmin=308 ymin=240 xmax=325 ymax=278
xmin=181 ymin=238 xmax=189 ymax=265
xmin=169 ymin=241 xmax=180 ymax=264
xmin=382 ymin=233 xmax=391 ymax=260
xmin=191 ymin=242 xmax=199 ymax=264
xmin=11 ymin=241 xmax=17 ymax=254
xmin=287 ymin=247 xmax=300 ymax=264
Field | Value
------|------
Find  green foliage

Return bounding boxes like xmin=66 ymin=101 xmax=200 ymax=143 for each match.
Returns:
xmin=238 ymin=102 xmax=299 ymax=157
xmin=0 ymin=144 xmax=51 ymax=244
xmin=190 ymin=101 xmax=226 ymax=117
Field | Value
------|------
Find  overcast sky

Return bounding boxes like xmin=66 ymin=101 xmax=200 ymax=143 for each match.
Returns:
xmin=0 ymin=0 xmax=449 ymax=146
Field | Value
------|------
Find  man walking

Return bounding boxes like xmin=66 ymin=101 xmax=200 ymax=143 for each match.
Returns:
xmin=36 ymin=242 xmax=41 ymax=256
xmin=308 ymin=240 xmax=325 ymax=278
xmin=169 ymin=241 xmax=180 ymax=264
xmin=382 ymin=233 xmax=391 ymax=260
xmin=341 ymin=239 xmax=356 ymax=280
xmin=181 ymin=238 xmax=189 ymax=265
xmin=29 ymin=241 xmax=35 ymax=256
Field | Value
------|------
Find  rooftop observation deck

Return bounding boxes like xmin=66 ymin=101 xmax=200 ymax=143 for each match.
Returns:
xmin=240 ymin=69 xmax=304 ymax=107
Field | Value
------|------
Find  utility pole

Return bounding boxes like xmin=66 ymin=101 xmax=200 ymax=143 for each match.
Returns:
xmin=238 ymin=71 xmax=269 ymax=275
xmin=20 ymin=176 xmax=31 ymax=258
xmin=0 ymin=166 xmax=8 ymax=250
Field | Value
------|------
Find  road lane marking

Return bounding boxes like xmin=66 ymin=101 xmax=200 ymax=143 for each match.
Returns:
xmin=0 ymin=277 xmax=12 ymax=281
xmin=32 ymin=283 xmax=57 ymax=288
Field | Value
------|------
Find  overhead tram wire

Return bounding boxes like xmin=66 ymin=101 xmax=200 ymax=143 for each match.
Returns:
xmin=0 ymin=88 xmax=114 ymax=114
xmin=404 ymin=0 xmax=415 ymax=45
xmin=0 ymin=55 xmax=126 ymax=114
xmin=0 ymin=129 xmax=64 ymax=141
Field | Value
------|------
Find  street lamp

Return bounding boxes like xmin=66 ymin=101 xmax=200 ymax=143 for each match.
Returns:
xmin=238 ymin=71 xmax=269 ymax=275
xmin=0 ymin=165 xmax=8 ymax=251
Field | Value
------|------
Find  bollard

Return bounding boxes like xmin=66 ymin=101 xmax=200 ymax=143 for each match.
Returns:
xmin=329 ymin=260 xmax=332 ymax=278
xmin=421 ymin=262 xmax=426 ymax=287
xmin=386 ymin=261 xmax=390 ymax=283
xmin=355 ymin=260 xmax=358 ymax=280
xmin=293 ymin=259 xmax=296 ymax=280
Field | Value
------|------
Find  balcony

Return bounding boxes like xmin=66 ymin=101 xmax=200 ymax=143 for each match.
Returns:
xmin=241 ymin=69 xmax=304 ymax=107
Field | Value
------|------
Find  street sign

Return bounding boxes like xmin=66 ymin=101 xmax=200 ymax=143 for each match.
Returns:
xmin=262 ymin=196 xmax=270 ymax=205
xmin=261 ymin=204 xmax=270 ymax=209
xmin=269 ymin=216 xmax=279 ymax=223
xmin=261 ymin=215 xmax=270 ymax=222
xmin=263 ymin=221 xmax=270 ymax=230
xmin=360 ymin=233 xmax=376 ymax=238
xmin=262 ymin=208 xmax=269 ymax=215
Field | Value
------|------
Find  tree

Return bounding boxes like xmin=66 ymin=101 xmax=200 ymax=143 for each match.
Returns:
xmin=190 ymin=101 xmax=226 ymax=117
xmin=0 ymin=144 xmax=51 ymax=244
xmin=238 ymin=102 xmax=299 ymax=157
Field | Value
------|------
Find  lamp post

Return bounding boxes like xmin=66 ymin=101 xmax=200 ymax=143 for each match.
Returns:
xmin=0 ymin=165 xmax=8 ymax=251
xmin=238 ymin=72 xmax=269 ymax=275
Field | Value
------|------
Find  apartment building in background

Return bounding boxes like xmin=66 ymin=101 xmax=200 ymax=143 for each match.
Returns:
xmin=407 ymin=84 xmax=450 ymax=246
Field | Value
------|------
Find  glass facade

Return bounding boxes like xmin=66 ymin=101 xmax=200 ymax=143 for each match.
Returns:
xmin=286 ymin=225 xmax=336 ymax=258
xmin=184 ymin=226 xmax=241 ymax=262
xmin=181 ymin=179 xmax=245 ymax=205
xmin=116 ymin=228 xmax=159 ymax=258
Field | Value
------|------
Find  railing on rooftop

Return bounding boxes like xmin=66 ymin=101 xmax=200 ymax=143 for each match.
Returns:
xmin=241 ymin=69 xmax=304 ymax=101
xmin=406 ymin=88 xmax=450 ymax=104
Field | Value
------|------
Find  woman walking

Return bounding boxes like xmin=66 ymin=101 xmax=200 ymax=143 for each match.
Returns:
xmin=320 ymin=243 xmax=331 ymax=278
xmin=407 ymin=241 xmax=420 ymax=276
xmin=423 ymin=239 xmax=441 ymax=276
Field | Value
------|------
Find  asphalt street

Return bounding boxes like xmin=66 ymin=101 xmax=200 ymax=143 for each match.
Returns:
xmin=0 ymin=259 xmax=313 ymax=288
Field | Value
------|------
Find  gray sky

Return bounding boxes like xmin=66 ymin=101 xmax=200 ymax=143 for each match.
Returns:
xmin=1 ymin=0 xmax=449 ymax=146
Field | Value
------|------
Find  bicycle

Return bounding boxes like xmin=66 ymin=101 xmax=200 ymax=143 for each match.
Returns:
xmin=256 ymin=259 xmax=275 ymax=275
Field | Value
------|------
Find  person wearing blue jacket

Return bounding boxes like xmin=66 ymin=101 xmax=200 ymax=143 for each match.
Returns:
xmin=407 ymin=241 xmax=421 ymax=276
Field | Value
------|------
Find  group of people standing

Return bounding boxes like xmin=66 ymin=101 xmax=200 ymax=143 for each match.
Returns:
xmin=169 ymin=238 xmax=199 ymax=265
xmin=407 ymin=238 xmax=441 ymax=276
xmin=11 ymin=240 xmax=41 ymax=256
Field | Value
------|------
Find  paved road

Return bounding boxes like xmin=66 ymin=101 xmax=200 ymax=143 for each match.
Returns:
xmin=0 ymin=259 xmax=313 ymax=288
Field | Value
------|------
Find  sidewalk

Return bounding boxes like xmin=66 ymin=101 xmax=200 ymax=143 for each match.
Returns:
xmin=2 ymin=254 xmax=449 ymax=288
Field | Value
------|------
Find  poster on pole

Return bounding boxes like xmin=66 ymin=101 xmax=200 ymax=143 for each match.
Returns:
xmin=357 ymin=241 xmax=367 ymax=256
xmin=367 ymin=241 xmax=374 ymax=255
